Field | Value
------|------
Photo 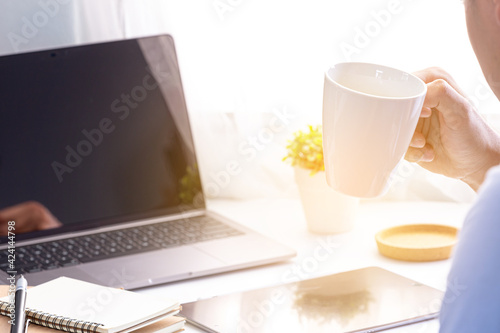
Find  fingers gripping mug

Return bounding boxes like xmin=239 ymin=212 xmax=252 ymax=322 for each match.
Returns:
xmin=322 ymin=62 xmax=426 ymax=198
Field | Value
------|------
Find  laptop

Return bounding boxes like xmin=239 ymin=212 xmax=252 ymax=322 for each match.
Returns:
xmin=0 ymin=34 xmax=295 ymax=289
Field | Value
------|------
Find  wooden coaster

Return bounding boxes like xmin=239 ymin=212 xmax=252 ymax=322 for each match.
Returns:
xmin=375 ymin=224 xmax=459 ymax=261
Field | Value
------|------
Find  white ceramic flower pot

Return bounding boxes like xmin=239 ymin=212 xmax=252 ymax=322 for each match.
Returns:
xmin=294 ymin=167 xmax=359 ymax=234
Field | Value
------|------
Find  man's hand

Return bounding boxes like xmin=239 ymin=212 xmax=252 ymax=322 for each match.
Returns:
xmin=405 ymin=67 xmax=500 ymax=191
xmin=0 ymin=201 xmax=62 ymax=236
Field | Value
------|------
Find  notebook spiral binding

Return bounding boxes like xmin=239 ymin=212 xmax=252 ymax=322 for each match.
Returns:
xmin=0 ymin=302 xmax=104 ymax=333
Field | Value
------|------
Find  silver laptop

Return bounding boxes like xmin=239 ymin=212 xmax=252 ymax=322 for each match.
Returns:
xmin=0 ymin=34 xmax=295 ymax=289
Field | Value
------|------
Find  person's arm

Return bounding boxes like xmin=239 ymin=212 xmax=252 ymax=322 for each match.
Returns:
xmin=405 ymin=67 xmax=500 ymax=190
xmin=407 ymin=69 xmax=500 ymax=332
xmin=439 ymin=165 xmax=500 ymax=332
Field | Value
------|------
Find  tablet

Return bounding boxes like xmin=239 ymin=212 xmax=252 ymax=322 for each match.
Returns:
xmin=180 ymin=267 xmax=443 ymax=332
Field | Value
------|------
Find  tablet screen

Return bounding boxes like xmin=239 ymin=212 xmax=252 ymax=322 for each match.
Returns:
xmin=181 ymin=267 xmax=443 ymax=333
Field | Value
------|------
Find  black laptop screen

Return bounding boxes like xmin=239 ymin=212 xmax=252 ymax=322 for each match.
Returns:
xmin=0 ymin=35 xmax=204 ymax=243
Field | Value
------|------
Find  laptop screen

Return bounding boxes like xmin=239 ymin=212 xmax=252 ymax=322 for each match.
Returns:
xmin=0 ymin=35 xmax=204 ymax=243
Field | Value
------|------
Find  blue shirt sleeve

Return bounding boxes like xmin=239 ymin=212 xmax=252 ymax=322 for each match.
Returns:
xmin=439 ymin=165 xmax=500 ymax=332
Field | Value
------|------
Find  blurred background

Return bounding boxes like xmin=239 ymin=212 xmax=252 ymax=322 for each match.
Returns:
xmin=1 ymin=0 xmax=496 ymax=203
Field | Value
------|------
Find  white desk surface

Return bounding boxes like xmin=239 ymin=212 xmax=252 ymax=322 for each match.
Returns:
xmin=137 ymin=198 xmax=471 ymax=333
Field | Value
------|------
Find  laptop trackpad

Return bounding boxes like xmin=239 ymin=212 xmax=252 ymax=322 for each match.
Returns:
xmin=100 ymin=246 xmax=225 ymax=288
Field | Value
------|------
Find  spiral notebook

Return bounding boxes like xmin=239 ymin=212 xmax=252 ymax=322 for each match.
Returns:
xmin=0 ymin=315 xmax=185 ymax=333
xmin=0 ymin=277 xmax=182 ymax=333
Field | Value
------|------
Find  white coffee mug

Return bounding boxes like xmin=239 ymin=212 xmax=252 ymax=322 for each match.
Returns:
xmin=322 ymin=62 xmax=426 ymax=198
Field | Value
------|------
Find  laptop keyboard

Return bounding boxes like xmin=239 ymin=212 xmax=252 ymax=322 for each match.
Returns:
xmin=0 ymin=215 xmax=244 ymax=275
